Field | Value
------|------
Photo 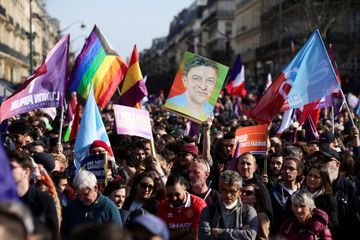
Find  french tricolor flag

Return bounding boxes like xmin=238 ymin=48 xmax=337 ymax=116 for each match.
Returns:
xmin=226 ymin=54 xmax=247 ymax=98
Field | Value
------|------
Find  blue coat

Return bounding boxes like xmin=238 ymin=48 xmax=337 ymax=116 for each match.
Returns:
xmin=61 ymin=194 xmax=122 ymax=239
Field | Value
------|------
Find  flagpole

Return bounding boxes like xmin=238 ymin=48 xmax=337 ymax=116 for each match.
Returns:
xmin=339 ymin=88 xmax=356 ymax=127
xmin=331 ymin=106 xmax=335 ymax=134
xmin=317 ymin=29 xmax=355 ymax=128
xmin=58 ymin=106 xmax=64 ymax=144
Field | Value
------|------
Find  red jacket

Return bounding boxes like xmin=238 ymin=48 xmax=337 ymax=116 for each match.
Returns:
xmin=278 ymin=208 xmax=333 ymax=240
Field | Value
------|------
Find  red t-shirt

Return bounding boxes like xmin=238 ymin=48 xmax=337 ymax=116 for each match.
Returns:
xmin=157 ymin=192 xmax=206 ymax=231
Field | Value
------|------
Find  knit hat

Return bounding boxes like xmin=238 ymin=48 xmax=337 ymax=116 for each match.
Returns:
xmin=90 ymin=140 xmax=111 ymax=153
xmin=179 ymin=143 xmax=198 ymax=156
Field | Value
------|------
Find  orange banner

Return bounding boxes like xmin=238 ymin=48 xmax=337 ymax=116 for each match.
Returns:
xmin=235 ymin=124 xmax=268 ymax=154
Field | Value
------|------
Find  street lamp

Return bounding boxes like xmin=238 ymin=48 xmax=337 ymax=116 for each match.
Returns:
xmin=59 ymin=21 xmax=86 ymax=34
xmin=28 ymin=0 xmax=86 ymax=74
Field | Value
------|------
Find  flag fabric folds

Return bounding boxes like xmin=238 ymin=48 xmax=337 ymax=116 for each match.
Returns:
xmin=66 ymin=92 xmax=78 ymax=121
xmin=226 ymin=54 xmax=247 ymax=97
xmin=250 ymin=29 xmax=340 ymax=124
xmin=119 ymin=45 xmax=147 ymax=108
xmin=0 ymin=139 xmax=19 ymax=201
xmin=68 ymin=25 xmax=128 ymax=109
xmin=276 ymin=109 xmax=294 ymax=136
xmin=73 ymin=87 xmax=112 ymax=170
xmin=0 ymin=34 xmax=69 ymax=122
xmin=264 ymin=73 xmax=272 ymax=92
xmin=64 ymin=103 xmax=80 ymax=143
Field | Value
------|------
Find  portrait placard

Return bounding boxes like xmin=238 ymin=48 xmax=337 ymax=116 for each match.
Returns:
xmin=164 ymin=52 xmax=228 ymax=123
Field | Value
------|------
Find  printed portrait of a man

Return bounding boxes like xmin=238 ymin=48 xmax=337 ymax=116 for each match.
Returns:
xmin=165 ymin=52 xmax=228 ymax=122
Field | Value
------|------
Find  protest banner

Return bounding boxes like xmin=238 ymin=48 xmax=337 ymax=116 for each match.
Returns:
xmin=235 ymin=124 xmax=268 ymax=155
xmin=113 ymin=104 xmax=153 ymax=140
xmin=81 ymin=153 xmax=107 ymax=183
xmin=164 ymin=51 xmax=228 ymax=123
xmin=0 ymin=35 xmax=69 ymax=122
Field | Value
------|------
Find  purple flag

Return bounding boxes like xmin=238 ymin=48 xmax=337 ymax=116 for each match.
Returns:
xmin=0 ymin=35 xmax=69 ymax=122
xmin=0 ymin=139 xmax=19 ymax=201
xmin=118 ymin=78 xmax=148 ymax=107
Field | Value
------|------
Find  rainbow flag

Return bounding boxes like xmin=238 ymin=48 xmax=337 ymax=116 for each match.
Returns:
xmin=119 ymin=45 xmax=147 ymax=108
xmin=67 ymin=25 xmax=128 ymax=109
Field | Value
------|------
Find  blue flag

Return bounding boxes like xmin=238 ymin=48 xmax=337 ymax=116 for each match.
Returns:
xmin=283 ymin=29 xmax=340 ymax=109
xmin=0 ymin=140 xmax=19 ymax=201
xmin=250 ymin=29 xmax=340 ymax=124
xmin=74 ymin=87 xmax=112 ymax=170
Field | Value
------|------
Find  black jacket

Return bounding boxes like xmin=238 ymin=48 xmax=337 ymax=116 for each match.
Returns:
xmin=20 ymin=185 xmax=58 ymax=232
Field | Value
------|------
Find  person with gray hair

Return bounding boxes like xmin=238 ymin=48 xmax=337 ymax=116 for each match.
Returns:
xmin=61 ymin=170 xmax=122 ymax=239
xmin=199 ymin=170 xmax=258 ymax=240
xmin=278 ymin=191 xmax=333 ymax=239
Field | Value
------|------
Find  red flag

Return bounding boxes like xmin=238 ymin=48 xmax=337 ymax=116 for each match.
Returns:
xmin=249 ymin=72 xmax=290 ymax=124
xmin=69 ymin=103 xmax=81 ymax=142
xmin=298 ymin=100 xmax=320 ymax=126
xmin=67 ymin=92 xmax=78 ymax=121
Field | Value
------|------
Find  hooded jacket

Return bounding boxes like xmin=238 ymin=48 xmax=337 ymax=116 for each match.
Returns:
xmin=278 ymin=208 xmax=332 ymax=240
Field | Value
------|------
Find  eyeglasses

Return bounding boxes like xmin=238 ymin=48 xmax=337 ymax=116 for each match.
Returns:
xmin=242 ymin=190 xmax=256 ymax=196
xmin=139 ymin=182 xmax=154 ymax=190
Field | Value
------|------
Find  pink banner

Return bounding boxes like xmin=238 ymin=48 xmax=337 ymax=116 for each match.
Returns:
xmin=113 ymin=104 xmax=153 ymax=140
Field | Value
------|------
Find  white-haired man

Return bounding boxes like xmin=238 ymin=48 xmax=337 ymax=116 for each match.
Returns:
xmin=61 ymin=170 xmax=122 ymax=239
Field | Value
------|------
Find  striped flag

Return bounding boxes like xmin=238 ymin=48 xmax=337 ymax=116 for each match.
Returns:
xmin=119 ymin=45 xmax=147 ymax=108
xmin=226 ymin=54 xmax=247 ymax=97
xmin=67 ymin=25 xmax=128 ymax=109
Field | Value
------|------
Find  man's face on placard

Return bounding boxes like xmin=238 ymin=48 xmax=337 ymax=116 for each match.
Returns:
xmin=183 ymin=65 xmax=217 ymax=105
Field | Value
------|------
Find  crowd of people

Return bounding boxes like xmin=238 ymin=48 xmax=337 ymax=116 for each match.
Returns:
xmin=0 ymin=91 xmax=360 ymax=240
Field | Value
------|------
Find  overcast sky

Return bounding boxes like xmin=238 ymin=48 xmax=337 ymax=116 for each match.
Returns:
xmin=45 ymin=0 xmax=194 ymax=59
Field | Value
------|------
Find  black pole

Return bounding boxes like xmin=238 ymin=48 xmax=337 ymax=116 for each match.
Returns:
xmin=29 ymin=0 xmax=33 ymax=74
xmin=277 ymin=0 xmax=282 ymax=73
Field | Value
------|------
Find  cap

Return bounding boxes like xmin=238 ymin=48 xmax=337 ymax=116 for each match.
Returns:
xmin=319 ymin=146 xmax=341 ymax=163
xmin=132 ymin=214 xmax=169 ymax=240
xmin=179 ymin=143 xmax=199 ymax=156
xmin=32 ymin=152 xmax=55 ymax=172
xmin=90 ymin=140 xmax=111 ymax=153
xmin=319 ymin=131 xmax=336 ymax=144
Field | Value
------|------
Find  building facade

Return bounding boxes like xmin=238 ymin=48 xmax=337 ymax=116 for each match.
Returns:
xmin=0 ymin=0 xmax=59 ymax=96
xmin=141 ymin=0 xmax=360 ymax=95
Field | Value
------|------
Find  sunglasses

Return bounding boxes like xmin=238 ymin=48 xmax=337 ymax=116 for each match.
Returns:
xmin=139 ymin=182 xmax=154 ymax=190
xmin=242 ymin=190 xmax=255 ymax=196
